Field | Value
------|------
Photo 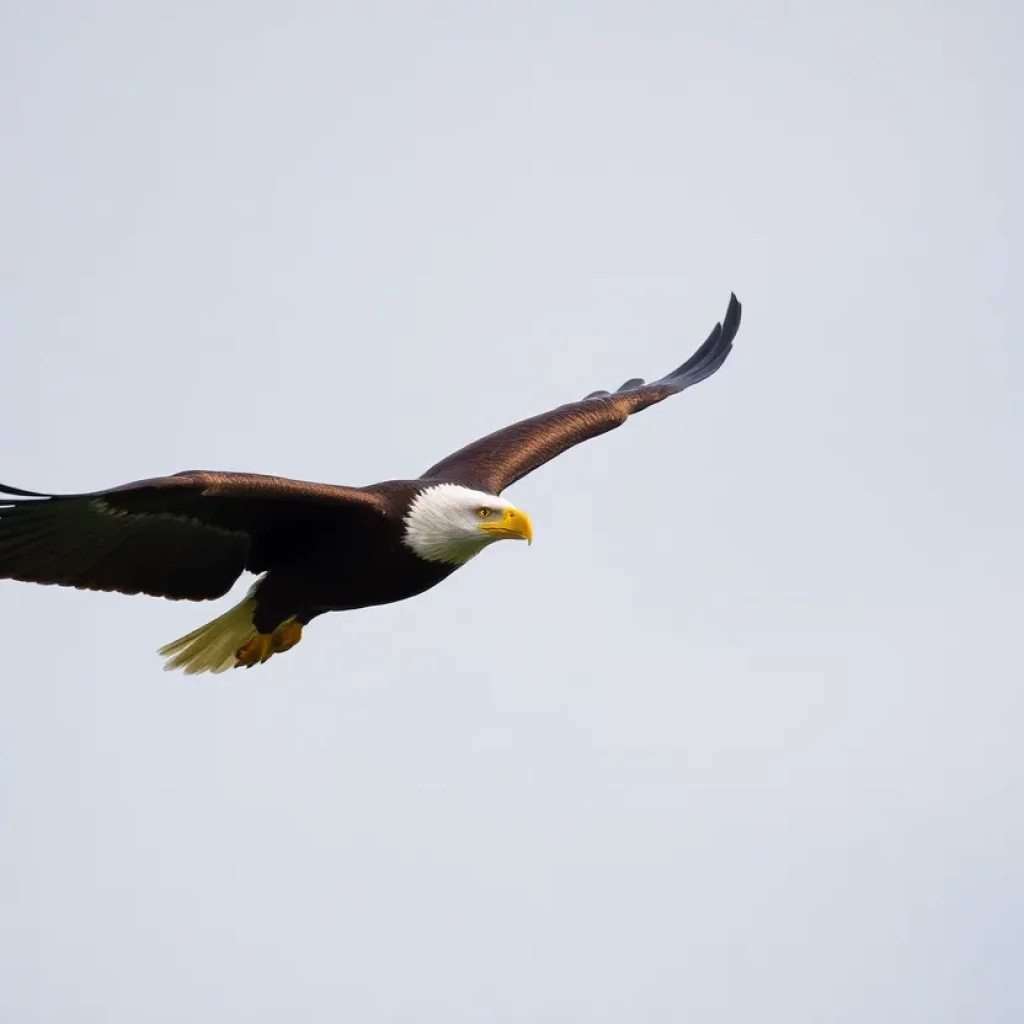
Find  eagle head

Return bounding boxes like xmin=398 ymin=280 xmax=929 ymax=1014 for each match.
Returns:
xmin=402 ymin=483 xmax=533 ymax=565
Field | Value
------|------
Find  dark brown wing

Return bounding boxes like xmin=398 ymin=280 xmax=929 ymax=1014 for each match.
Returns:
xmin=421 ymin=293 xmax=741 ymax=494
xmin=0 ymin=471 xmax=388 ymax=601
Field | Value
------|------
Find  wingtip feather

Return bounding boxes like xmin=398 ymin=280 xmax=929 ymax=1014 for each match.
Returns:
xmin=0 ymin=483 xmax=53 ymax=500
xmin=722 ymin=292 xmax=742 ymax=345
xmin=649 ymin=291 xmax=742 ymax=391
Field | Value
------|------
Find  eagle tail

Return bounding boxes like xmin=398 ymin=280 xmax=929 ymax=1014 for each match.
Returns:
xmin=158 ymin=584 xmax=260 ymax=675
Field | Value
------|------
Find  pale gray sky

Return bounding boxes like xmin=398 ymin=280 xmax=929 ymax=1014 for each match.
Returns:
xmin=2 ymin=3 xmax=1021 ymax=1021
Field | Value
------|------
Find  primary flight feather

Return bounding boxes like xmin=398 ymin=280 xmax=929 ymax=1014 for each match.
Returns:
xmin=1 ymin=293 xmax=741 ymax=673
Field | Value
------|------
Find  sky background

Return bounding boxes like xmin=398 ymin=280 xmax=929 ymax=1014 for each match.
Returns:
xmin=2 ymin=2 xmax=1022 ymax=1021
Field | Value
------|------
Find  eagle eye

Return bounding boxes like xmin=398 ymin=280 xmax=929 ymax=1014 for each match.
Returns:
xmin=476 ymin=507 xmax=493 ymax=518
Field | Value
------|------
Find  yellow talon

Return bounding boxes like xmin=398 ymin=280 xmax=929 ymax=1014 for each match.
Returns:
xmin=234 ymin=618 xmax=303 ymax=669
xmin=235 ymin=633 xmax=275 ymax=668
xmin=272 ymin=619 xmax=303 ymax=653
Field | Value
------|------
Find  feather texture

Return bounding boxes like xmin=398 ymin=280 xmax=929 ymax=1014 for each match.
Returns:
xmin=420 ymin=293 xmax=741 ymax=494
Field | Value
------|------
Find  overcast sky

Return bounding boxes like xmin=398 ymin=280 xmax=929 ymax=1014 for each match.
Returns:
xmin=2 ymin=3 xmax=1021 ymax=1022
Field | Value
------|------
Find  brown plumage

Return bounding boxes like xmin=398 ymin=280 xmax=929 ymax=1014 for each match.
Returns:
xmin=1 ymin=293 xmax=741 ymax=673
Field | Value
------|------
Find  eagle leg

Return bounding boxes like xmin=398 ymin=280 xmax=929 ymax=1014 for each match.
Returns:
xmin=235 ymin=633 xmax=275 ymax=668
xmin=233 ymin=617 xmax=303 ymax=669
xmin=271 ymin=619 xmax=303 ymax=654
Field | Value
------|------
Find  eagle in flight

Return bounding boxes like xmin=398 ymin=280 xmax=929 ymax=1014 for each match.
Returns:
xmin=1 ymin=294 xmax=742 ymax=674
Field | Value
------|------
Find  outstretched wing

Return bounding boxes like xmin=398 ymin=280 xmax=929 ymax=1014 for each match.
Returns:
xmin=421 ymin=293 xmax=742 ymax=494
xmin=0 ymin=471 xmax=388 ymax=601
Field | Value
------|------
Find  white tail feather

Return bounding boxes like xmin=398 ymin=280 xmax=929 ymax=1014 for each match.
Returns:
xmin=158 ymin=585 xmax=260 ymax=675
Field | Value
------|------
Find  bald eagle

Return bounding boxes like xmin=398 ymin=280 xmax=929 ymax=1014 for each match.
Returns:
xmin=1 ymin=294 xmax=741 ymax=673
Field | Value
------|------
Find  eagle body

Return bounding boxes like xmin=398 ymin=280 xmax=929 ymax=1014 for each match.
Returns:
xmin=216 ymin=480 xmax=460 ymax=631
xmin=1 ymin=294 xmax=741 ymax=673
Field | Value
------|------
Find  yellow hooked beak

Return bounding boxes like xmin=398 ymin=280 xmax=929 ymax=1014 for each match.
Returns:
xmin=478 ymin=507 xmax=533 ymax=545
